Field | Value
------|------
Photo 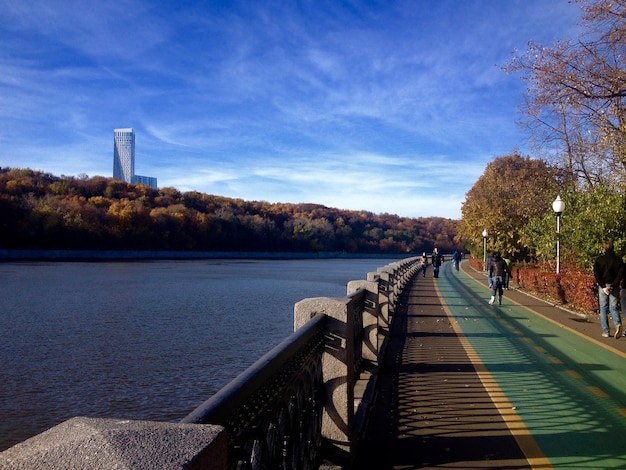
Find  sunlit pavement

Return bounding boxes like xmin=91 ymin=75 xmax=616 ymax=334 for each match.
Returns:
xmin=354 ymin=260 xmax=626 ymax=469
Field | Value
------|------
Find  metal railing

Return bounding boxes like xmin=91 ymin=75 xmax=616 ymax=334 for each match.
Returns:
xmin=181 ymin=313 xmax=327 ymax=470
xmin=181 ymin=256 xmax=421 ymax=469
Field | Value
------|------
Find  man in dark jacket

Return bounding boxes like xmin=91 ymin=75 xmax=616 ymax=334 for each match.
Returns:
xmin=488 ymin=252 xmax=509 ymax=305
xmin=593 ymin=240 xmax=623 ymax=339
xmin=432 ymin=248 xmax=443 ymax=278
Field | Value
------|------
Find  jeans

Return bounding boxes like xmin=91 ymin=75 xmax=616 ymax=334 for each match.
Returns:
xmin=599 ymin=284 xmax=621 ymax=334
xmin=491 ymin=276 xmax=503 ymax=297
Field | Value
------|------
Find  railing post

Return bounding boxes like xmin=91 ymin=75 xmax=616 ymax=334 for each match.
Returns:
xmin=294 ymin=297 xmax=356 ymax=466
xmin=391 ymin=264 xmax=401 ymax=301
xmin=347 ymin=280 xmax=380 ymax=363
xmin=375 ymin=270 xmax=392 ymax=323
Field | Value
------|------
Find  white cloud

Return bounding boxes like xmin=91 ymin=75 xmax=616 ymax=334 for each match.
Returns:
xmin=0 ymin=0 xmax=584 ymax=219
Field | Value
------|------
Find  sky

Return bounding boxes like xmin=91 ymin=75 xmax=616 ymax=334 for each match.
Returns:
xmin=0 ymin=0 xmax=584 ymax=219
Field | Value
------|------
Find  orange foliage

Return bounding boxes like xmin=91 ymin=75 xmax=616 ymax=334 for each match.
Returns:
xmin=0 ymin=167 xmax=464 ymax=253
xmin=513 ymin=264 xmax=598 ymax=315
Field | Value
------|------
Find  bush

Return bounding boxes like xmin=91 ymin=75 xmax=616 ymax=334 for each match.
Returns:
xmin=513 ymin=264 xmax=597 ymax=314
xmin=542 ymin=271 xmax=565 ymax=304
xmin=469 ymin=257 xmax=483 ymax=271
xmin=559 ymin=269 xmax=598 ymax=313
xmin=470 ymin=257 xmax=598 ymax=315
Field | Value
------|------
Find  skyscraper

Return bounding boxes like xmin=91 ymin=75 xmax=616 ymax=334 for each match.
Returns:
xmin=113 ymin=128 xmax=157 ymax=189
xmin=113 ymin=128 xmax=135 ymax=183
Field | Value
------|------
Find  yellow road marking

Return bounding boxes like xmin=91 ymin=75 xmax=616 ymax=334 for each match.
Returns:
xmin=588 ymin=386 xmax=609 ymax=398
xmin=567 ymin=370 xmax=582 ymax=379
xmin=434 ymin=281 xmax=552 ymax=469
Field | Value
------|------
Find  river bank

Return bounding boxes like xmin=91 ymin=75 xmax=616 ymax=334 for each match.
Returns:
xmin=0 ymin=249 xmax=409 ymax=261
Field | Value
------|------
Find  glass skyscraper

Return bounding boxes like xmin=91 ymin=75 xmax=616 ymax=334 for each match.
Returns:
xmin=113 ymin=128 xmax=158 ymax=189
xmin=113 ymin=128 xmax=135 ymax=183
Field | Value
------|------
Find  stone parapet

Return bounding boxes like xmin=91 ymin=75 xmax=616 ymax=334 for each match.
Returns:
xmin=0 ymin=417 xmax=226 ymax=470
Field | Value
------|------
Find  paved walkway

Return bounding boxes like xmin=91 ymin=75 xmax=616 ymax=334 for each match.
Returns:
xmin=353 ymin=260 xmax=626 ymax=469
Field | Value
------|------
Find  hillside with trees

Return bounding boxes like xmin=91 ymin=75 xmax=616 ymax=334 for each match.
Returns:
xmin=0 ymin=167 xmax=462 ymax=254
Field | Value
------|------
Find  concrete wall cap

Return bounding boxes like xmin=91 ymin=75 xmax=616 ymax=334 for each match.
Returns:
xmin=0 ymin=417 xmax=226 ymax=470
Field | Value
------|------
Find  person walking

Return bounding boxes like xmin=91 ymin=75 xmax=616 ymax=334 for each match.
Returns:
xmin=432 ymin=248 xmax=443 ymax=278
xmin=593 ymin=240 xmax=623 ymax=339
xmin=420 ymin=252 xmax=428 ymax=277
xmin=488 ymin=252 xmax=509 ymax=305
xmin=452 ymin=250 xmax=461 ymax=271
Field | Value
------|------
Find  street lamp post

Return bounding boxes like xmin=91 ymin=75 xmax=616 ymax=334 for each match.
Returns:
xmin=482 ymin=229 xmax=488 ymax=271
xmin=552 ymin=196 xmax=565 ymax=274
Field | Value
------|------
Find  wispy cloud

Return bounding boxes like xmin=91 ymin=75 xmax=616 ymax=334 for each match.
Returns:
xmin=0 ymin=0 xmax=584 ymax=218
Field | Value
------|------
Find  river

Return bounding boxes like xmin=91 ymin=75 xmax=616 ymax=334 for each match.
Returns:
xmin=0 ymin=257 xmax=401 ymax=451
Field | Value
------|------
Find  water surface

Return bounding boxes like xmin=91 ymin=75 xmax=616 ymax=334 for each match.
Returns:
xmin=0 ymin=257 xmax=399 ymax=451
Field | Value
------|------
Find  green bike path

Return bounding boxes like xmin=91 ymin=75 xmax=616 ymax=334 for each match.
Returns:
xmin=441 ymin=261 xmax=626 ymax=468
xmin=355 ymin=260 xmax=626 ymax=469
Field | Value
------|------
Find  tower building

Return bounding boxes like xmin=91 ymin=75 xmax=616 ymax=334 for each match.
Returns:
xmin=113 ymin=128 xmax=135 ymax=183
xmin=113 ymin=128 xmax=158 ymax=189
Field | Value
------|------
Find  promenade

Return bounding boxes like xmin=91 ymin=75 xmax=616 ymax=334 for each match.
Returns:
xmin=353 ymin=260 xmax=626 ymax=469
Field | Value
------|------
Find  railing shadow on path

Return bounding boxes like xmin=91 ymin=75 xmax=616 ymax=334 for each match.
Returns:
xmin=352 ymin=263 xmax=532 ymax=469
xmin=354 ymin=258 xmax=626 ymax=469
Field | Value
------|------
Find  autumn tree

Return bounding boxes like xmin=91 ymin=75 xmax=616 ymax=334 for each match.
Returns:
xmin=458 ymin=153 xmax=564 ymax=260
xmin=284 ymin=216 xmax=336 ymax=251
xmin=505 ymin=0 xmax=626 ymax=189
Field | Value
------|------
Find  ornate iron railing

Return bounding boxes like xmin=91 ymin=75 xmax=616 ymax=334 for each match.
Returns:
xmin=181 ymin=313 xmax=326 ymax=470
xmin=181 ymin=257 xmax=421 ymax=469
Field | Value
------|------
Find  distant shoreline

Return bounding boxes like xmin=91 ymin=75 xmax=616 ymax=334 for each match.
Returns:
xmin=0 ymin=249 xmax=411 ymax=262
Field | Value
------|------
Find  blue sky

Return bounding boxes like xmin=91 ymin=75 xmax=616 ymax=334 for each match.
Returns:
xmin=0 ymin=1 xmax=583 ymax=219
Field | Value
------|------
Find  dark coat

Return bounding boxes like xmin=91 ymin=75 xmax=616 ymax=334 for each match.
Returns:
xmin=593 ymin=249 xmax=623 ymax=290
xmin=489 ymin=257 xmax=508 ymax=278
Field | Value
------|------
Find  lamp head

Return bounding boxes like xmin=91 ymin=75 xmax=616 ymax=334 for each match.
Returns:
xmin=552 ymin=195 xmax=565 ymax=215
